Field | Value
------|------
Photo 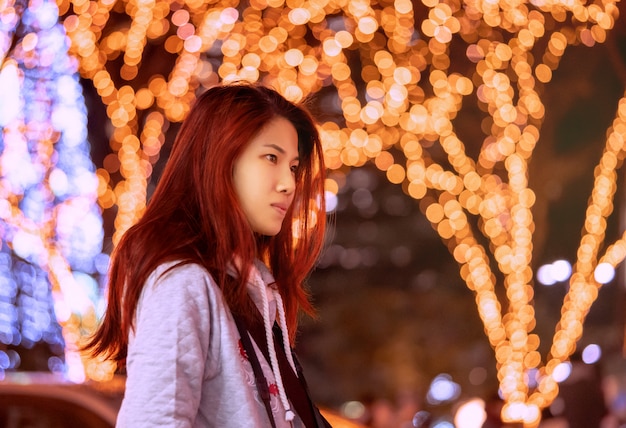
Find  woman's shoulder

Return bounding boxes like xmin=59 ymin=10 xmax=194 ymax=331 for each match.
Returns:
xmin=154 ymin=260 xmax=212 ymax=279
xmin=144 ymin=261 xmax=218 ymax=296
xmin=134 ymin=261 xmax=227 ymax=319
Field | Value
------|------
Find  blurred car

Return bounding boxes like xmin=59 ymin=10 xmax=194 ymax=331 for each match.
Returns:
xmin=0 ymin=371 xmax=364 ymax=428
xmin=0 ymin=371 xmax=124 ymax=428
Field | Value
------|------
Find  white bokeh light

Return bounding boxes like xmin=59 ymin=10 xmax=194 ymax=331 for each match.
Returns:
xmin=536 ymin=264 xmax=556 ymax=286
xmin=553 ymin=361 xmax=572 ymax=383
xmin=582 ymin=344 xmax=602 ymax=364
xmin=594 ymin=262 xmax=615 ymax=284
xmin=325 ymin=190 xmax=338 ymax=212
xmin=454 ymin=398 xmax=486 ymax=428
xmin=536 ymin=259 xmax=572 ymax=286
xmin=427 ymin=374 xmax=461 ymax=405
xmin=551 ymin=259 xmax=572 ymax=282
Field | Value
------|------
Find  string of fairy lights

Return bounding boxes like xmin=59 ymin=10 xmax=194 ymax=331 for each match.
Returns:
xmin=1 ymin=0 xmax=623 ymax=424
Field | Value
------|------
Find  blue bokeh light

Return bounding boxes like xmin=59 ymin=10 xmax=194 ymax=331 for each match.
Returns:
xmin=0 ymin=0 xmax=105 ymax=374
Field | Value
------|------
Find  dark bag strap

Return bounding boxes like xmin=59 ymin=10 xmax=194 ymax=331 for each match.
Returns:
xmin=272 ymin=324 xmax=333 ymax=428
xmin=233 ymin=313 xmax=277 ymax=428
xmin=234 ymin=309 xmax=332 ymax=428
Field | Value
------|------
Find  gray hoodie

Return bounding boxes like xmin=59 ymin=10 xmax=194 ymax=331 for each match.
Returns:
xmin=116 ymin=260 xmax=305 ymax=428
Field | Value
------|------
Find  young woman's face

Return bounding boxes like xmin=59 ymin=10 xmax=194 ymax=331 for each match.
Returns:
xmin=233 ymin=117 xmax=300 ymax=236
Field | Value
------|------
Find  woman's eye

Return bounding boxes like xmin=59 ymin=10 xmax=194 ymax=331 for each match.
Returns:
xmin=290 ymin=164 xmax=299 ymax=174
xmin=266 ymin=154 xmax=278 ymax=163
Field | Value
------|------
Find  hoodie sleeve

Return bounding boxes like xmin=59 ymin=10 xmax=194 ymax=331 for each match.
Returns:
xmin=116 ymin=263 xmax=220 ymax=428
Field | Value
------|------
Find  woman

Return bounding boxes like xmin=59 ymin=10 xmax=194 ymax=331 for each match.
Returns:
xmin=84 ymin=83 xmax=330 ymax=427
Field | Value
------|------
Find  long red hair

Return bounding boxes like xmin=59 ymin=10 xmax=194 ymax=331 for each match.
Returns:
xmin=85 ymin=83 xmax=326 ymax=363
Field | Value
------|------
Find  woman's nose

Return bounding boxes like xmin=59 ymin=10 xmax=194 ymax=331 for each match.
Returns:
xmin=277 ymin=167 xmax=296 ymax=194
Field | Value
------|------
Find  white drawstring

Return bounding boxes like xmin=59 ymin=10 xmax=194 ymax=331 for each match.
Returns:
xmin=272 ymin=289 xmax=297 ymax=374
xmin=254 ymin=272 xmax=296 ymax=422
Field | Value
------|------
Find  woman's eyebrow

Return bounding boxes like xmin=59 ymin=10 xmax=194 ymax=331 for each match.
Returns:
xmin=263 ymin=143 xmax=285 ymax=153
